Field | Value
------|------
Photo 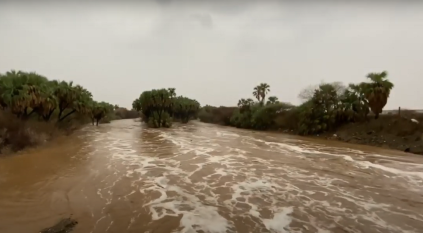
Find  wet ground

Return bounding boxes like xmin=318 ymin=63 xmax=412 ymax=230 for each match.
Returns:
xmin=0 ymin=119 xmax=422 ymax=233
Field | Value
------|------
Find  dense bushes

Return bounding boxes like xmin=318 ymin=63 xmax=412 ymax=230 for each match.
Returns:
xmin=229 ymin=103 xmax=293 ymax=130
xmin=0 ymin=70 xmax=116 ymax=153
xmin=0 ymin=70 xmax=115 ymax=125
xmin=198 ymin=106 xmax=237 ymax=125
xmin=132 ymin=88 xmax=200 ymax=128
xmin=0 ymin=111 xmax=63 ymax=153
xmin=114 ymin=107 xmax=139 ymax=120
xmin=199 ymin=71 xmax=395 ymax=136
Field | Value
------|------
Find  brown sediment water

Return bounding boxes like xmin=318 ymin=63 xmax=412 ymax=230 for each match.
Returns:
xmin=0 ymin=119 xmax=423 ymax=233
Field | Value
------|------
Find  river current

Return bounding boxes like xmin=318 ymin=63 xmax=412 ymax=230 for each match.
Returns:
xmin=0 ymin=119 xmax=422 ymax=233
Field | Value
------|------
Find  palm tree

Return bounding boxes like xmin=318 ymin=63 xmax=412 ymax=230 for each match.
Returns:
xmin=168 ymin=88 xmax=176 ymax=98
xmin=0 ymin=71 xmax=48 ymax=118
xmin=172 ymin=96 xmax=200 ymax=123
xmin=237 ymin=98 xmax=247 ymax=107
xmin=342 ymin=83 xmax=369 ymax=120
xmin=362 ymin=71 xmax=394 ymax=119
xmin=258 ymin=83 xmax=270 ymax=104
xmin=137 ymin=89 xmax=173 ymax=127
xmin=0 ymin=69 xmax=113 ymax=125
xmin=132 ymin=99 xmax=141 ymax=112
xmin=54 ymin=81 xmax=75 ymax=120
xmin=90 ymin=101 xmax=113 ymax=126
xmin=55 ymin=83 xmax=93 ymax=122
xmin=266 ymin=96 xmax=279 ymax=105
xmin=253 ymin=87 xmax=261 ymax=102
xmin=38 ymin=84 xmax=58 ymax=121
xmin=253 ymin=83 xmax=270 ymax=105
xmin=246 ymin=98 xmax=254 ymax=106
xmin=237 ymin=98 xmax=255 ymax=113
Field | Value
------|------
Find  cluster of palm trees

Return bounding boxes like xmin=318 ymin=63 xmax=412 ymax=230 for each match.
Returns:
xmin=132 ymin=88 xmax=200 ymax=128
xmin=252 ymin=83 xmax=270 ymax=105
xmin=230 ymin=83 xmax=293 ymax=129
xmin=296 ymin=72 xmax=394 ymax=135
xmin=201 ymin=70 xmax=395 ymax=135
xmin=0 ymin=70 xmax=114 ymax=125
xmin=90 ymin=102 xmax=114 ymax=126
xmin=172 ymin=96 xmax=201 ymax=123
xmin=237 ymin=83 xmax=279 ymax=112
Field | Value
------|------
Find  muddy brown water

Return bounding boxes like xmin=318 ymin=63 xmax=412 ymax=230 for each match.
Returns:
xmin=1 ymin=119 xmax=423 ymax=233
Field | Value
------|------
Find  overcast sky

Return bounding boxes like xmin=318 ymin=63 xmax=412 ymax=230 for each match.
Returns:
xmin=1 ymin=0 xmax=422 ymax=109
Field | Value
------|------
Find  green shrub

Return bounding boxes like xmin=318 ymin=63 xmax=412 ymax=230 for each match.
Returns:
xmin=132 ymin=88 xmax=199 ymax=128
xmin=147 ymin=111 xmax=172 ymax=128
xmin=251 ymin=104 xmax=282 ymax=130
xmin=230 ymin=109 xmax=252 ymax=128
xmin=198 ymin=106 xmax=236 ymax=125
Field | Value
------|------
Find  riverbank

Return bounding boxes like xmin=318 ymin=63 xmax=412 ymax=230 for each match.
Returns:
xmin=322 ymin=115 xmax=423 ymax=155
xmin=274 ymin=115 xmax=423 ymax=156
xmin=0 ymin=112 xmax=82 ymax=155
xmin=0 ymin=108 xmax=140 ymax=156
xmin=199 ymin=112 xmax=423 ymax=156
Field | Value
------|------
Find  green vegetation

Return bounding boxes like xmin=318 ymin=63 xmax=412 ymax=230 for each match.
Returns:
xmin=132 ymin=88 xmax=200 ymax=128
xmin=0 ymin=70 xmax=116 ymax=124
xmin=0 ymin=68 xmax=396 ymax=153
xmin=253 ymin=83 xmax=270 ymax=105
xmin=113 ymin=105 xmax=140 ymax=120
xmin=361 ymin=71 xmax=394 ymax=119
xmin=0 ymin=70 xmax=116 ymax=153
xmin=172 ymin=96 xmax=201 ymax=123
xmin=198 ymin=71 xmax=395 ymax=136
xmin=90 ymin=102 xmax=114 ymax=126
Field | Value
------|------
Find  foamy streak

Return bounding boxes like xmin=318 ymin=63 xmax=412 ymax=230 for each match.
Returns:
xmin=85 ymin=122 xmax=423 ymax=233
xmin=262 ymin=207 xmax=293 ymax=233
xmin=246 ymin=136 xmax=423 ymax=181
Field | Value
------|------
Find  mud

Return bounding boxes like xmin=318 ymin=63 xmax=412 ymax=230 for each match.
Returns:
xmin=331 ymin=116 xmax=423 ymax=155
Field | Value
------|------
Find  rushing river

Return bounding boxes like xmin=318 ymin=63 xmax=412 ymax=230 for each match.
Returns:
xmin=1 ymin=119 xmax=423 ymax=233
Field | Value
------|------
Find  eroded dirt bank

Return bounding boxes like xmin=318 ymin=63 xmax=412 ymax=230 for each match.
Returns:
xmin=325 ymin=116 xmax=423 ymax=155
xmin=1 ymin=119 xmax=423 ymax=233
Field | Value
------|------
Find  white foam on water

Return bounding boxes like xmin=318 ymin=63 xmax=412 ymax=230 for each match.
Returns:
xmin=215 ymin=131 xmax=240 ymax=138
xmin=227 ymin=179 xmax=299 ymax=232
xmin=102 ymin=131 xmax=233 ymax=232
xmin=266 ymin=141 xmax=323 ymax=155
xmin=357 ymin=161 xmax=423 ymax=179
xmin=271 ymin=139 xmax=423 ymax=183
xmin=144 ymin=183 xmax=232 ymax=233
xmin=264 ymin=140 xmax=359 ymax=163
xmin=85 ymin=123 xmax=423 ymax=233
xmin=262 ymin=207 xmax=293 ymax=233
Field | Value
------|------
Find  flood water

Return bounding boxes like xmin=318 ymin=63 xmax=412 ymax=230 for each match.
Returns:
xmin=1 ymin=119 xmax=423 ymax=233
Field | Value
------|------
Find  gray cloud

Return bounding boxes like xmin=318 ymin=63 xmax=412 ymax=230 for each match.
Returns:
xmin=155 ymin=0 xmax=173 ymax=5
xmin=0 ymin=1 xmax=422 ymax=109
xmin=190 ymin=13 xmax=213 ymax=28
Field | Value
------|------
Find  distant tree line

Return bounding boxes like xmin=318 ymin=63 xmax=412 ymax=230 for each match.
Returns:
xmin=0 ymin=69 xmax=397 ymax=153
xmin=198 ymin=71 xmax=394 ymax=135
xmin=113 ymin=105 xmax=140 ymax=120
